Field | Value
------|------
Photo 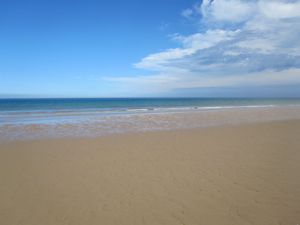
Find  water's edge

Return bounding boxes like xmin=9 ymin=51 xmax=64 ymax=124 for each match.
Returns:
xmin=1 ymin=104 xmax=300 ymax=142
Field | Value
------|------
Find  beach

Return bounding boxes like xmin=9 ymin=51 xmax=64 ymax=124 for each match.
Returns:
xmin=1 ymin=119 xmax=300 ymax=225
xmin=2 ymin=0 xmax=300 ymax=223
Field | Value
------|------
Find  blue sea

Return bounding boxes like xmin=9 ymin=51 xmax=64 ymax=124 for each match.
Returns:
xmin=1 ymin=98 xmax=300 ymax=141
xmin=1 ymin=98 xmax=300 ymax=124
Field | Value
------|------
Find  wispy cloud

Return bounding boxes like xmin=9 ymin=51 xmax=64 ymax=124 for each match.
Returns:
xmin=109 ymin=0 xmax=300 ymax=95
xmin=181 ymin=8 xmax=194 ymax=19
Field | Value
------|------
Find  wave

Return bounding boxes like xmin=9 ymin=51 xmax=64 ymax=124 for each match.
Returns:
xmin=0 ymin=104 xmax=280 ymax=116
xmin=0 ymin=103 xmax=293 ymax=126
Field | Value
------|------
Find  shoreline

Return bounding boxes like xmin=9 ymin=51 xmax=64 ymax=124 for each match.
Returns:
xmin=1 ymin=105 xmax=300 ymax=142
xmin=1 ymin=117 xmax=300 ymax=144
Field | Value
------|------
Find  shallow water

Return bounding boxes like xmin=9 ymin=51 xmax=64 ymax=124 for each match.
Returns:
xmin=1 ymin=102 xmax=300 ymax=142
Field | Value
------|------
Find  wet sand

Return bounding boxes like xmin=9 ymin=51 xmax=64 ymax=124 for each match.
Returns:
xmin=0 ymin=120 xmax=300 ymax=225
xmin=2 ymin=105 xmax=300 ymax=142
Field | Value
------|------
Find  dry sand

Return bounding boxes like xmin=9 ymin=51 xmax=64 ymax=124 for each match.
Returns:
xmin=0 ymin=120 xmax=300 ymax=225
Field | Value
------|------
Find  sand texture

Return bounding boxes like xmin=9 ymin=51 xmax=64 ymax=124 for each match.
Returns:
xmin=0 ymin=120 xmax=300 ymax=225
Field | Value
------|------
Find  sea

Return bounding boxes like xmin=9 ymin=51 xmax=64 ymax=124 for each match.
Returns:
xmin=1 ymin=98 xmax=300 ymax=141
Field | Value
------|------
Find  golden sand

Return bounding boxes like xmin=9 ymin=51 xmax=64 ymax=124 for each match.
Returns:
xmin=0 ymin=120 xmax=300 ymax=225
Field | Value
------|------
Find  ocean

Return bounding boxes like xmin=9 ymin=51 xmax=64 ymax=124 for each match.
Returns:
xmin=1 ymin=98 xmax=300 ymax=141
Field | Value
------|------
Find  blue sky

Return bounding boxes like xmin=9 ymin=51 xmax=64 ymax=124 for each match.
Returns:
xmin=1 ymin=0 xmax=300 ymax=97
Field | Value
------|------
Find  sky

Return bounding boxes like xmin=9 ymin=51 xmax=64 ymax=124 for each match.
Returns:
xmin=1 ymin=0 xmax=300 ymax=98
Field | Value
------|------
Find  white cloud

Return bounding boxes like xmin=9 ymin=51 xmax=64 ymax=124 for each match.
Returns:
xmin=134 ymin=48 xmax=196 ymax=70
xmin=201 ymin=0 xmax=255 ymax=23
xmin=173 ymin=29 xmax=239 ymax=49
xmin=200 ymin=0 xmax=300 ymax=22
xmin=135 ymin=29 xmax=239 ymax=70
xmin=113 ymin=0 xmax=300 ymax=95
xmin=258 ymin=1 xmax=300 ymax=19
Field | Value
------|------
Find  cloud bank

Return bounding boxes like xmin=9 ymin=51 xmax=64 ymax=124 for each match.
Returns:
xmin=108 ymin=0 xmax=300 ymax=96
